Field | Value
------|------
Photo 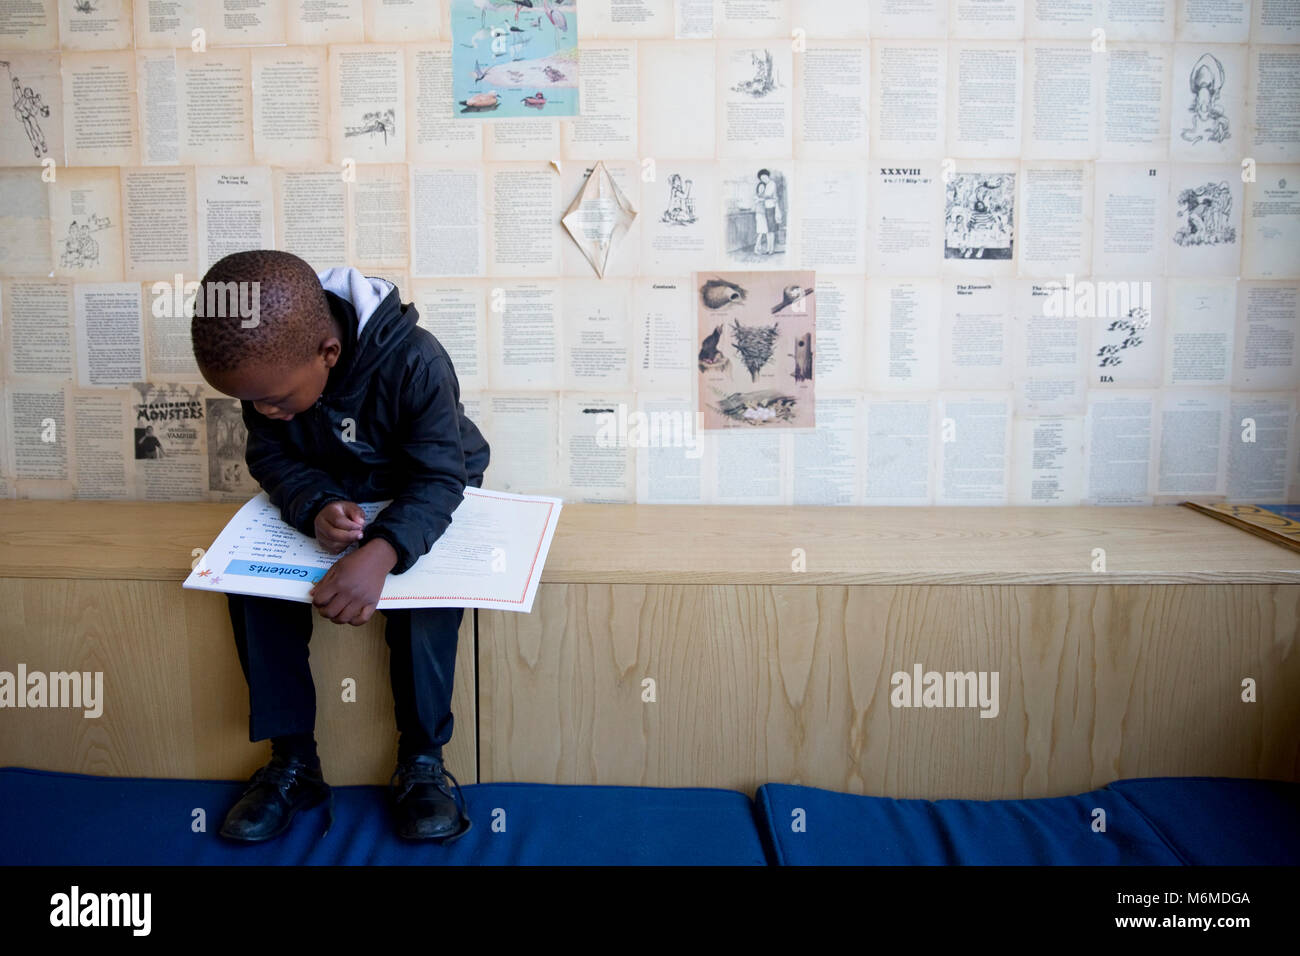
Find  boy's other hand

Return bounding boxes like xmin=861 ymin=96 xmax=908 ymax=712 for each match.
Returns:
xmin=310 ymin=538 xmax=398 ymax=626
xmin=315 ymin=500 xmax=366 ymax=553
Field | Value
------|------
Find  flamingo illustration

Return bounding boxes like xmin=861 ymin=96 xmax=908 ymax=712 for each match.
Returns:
xmin=512 ymin=0 xmax=533 ymax=21
xmin=542 ymin=0 xmax=568 ymax=45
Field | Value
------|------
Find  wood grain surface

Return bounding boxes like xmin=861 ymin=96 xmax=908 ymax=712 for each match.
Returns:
xmin=0 ymin=580 xmax=476 ymax=786
xmin=2 ymin=501 xmax=1298 ymax=584
xmin=479 ymin=583 xmax=1300 ymax=797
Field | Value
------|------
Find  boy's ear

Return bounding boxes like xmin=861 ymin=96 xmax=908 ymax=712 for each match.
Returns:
xmin=319 ymin=332 xmax=342 ymax=368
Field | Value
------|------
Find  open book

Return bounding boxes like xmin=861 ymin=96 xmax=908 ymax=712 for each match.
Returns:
xmin=184 ymin=488 xmax=563 ymax=612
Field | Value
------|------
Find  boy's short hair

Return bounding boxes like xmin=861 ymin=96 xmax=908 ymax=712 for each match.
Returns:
xmin=191 ymin=249 xmax=334 ymax=374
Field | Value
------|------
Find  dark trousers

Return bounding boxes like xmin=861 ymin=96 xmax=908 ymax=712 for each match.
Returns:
xmin=226 ymin=593 xmax=464 ymax=755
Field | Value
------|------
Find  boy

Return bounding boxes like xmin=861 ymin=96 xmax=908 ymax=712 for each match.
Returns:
xmin=189 ymin=249 xmax=490 ymax=844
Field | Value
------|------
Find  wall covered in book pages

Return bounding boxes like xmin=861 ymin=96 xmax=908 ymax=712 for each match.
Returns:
xmin=0 ymin=0 xmax=1297 ymax=507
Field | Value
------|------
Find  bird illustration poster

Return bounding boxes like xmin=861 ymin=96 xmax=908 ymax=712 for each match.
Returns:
xmin=695 ymin=270 xmax=815 ymax=429
xmin=452 ymin=0 xmax=579 ymax=118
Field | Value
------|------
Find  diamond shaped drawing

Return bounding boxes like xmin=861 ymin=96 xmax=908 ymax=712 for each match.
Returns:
xmin=561 ymin=161 xmax=637 ymax=278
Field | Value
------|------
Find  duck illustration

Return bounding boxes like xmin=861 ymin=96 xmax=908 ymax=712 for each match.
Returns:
xmin=459 ymin=91 xmax=501 ymax=113
xmin=522 ymin=91 xmax=547 ymax=108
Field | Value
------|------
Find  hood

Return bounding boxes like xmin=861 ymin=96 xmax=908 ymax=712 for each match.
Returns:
xmin=316 ymin=266 xmax=417 ymax=400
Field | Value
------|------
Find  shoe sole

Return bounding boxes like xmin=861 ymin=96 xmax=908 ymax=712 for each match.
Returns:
xmin=218 ymin=787 xmax=332 ymax=843
xmin=396 ymin=817 xmax=473 ymax=845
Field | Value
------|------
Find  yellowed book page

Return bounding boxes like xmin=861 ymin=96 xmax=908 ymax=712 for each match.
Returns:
xmin=50 ymin=166 xmax=125 ymax=281
xmin=329 ymin=43 xmax=405 ymax=164
xmin=346 ymin=161 xmax=408 ymax=268
xmin=71 ymin=387 xmax=133 ymax=498
xmin=58 ymin=0 xmax=133 ymax=50
xmin=406 ymin=42 xmax=483 ymax=162
xmin=145 ymin=278 xmax=204 ymax=380
xmin=0 ymin=0 xmax=59 ymax=50
xmin=579 ymin=0 xmax=672 ymax=38
xmin=252 ymin=46 xmax=329 ymax=165
xmin=202 ymin=0 xmax=286 ymax=45
xmin=559 ymin=276 xmax=633 ymax=391
xmin=132 ymin=0 xmax=199 ymax=49
xmin=9 ymin=382 xmax=75 ymax=497
xmin=285 ymin=0 xmax=363 ymax=44
xmin=122 ymin=166 xmax=197 ymax=280
xmin=362 ymin=0 xmax=437 ymax=42
xmin=486 ymin=161 xmax=563 ymax=277
xmin=136 ymin=49 xmax=179 ymax=165
xmin=637 ymin=39 xmax=714 ymax=158
xmin=176 ymin=47 xmax=253 ymax=166
xmin=75 ymin=281 xmax=145 ymax=387
xmin=0 ymin=168 xmax=53 ymax=276
xmin=273 ymin=166 xmax=348 ymax=270
xmin=560 ymin=39 xmax=637 ymax=161
xmin=559 ymin=391 xmax=635 ymax=503
xmin=195 ymin=165 xmax=274 ymax=273
xmin=409 ymin=163 xmax=484 ymax=277
xmin=62 ymin=50 xmax=140 ymax=167
xmin=409 ymin=278 xmax=488 ymax=392
xmin=5 ymin=278 xmax=74 ymax=381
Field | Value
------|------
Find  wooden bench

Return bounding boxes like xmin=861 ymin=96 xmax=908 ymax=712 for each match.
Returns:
xmin=2 ymin=501 xmax=1298 ymax=795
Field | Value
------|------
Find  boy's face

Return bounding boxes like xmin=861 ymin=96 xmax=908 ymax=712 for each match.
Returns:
xmin=204 ymin=333 xmax=341 ymax=421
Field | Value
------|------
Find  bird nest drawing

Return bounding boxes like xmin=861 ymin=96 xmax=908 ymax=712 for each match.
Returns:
xmin=714 ymin=390 xmax=797 ymax=425
xmin=730 ymin=317 xmax=779 ymax=382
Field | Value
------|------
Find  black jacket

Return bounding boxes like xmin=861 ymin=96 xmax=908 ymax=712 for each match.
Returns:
xmin=241 ymin=277 xmax=490 ymax=574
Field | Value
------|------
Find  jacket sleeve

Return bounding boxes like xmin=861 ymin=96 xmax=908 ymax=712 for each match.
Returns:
xmin=358 ymin=354 xmax=469 ymax=574
xmin=242 ymin=401 xmax=351 ymax=539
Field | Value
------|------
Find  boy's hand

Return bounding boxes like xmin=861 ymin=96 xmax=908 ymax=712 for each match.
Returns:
xmin=311 ymin=539 xmax=398 ymax=626
xmin=315 ymin=500 xmax=366 ymax=553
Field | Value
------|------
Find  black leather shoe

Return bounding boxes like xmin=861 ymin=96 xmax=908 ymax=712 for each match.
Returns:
xmin=219 ymin=753 xmax=333 ymax=842
xmin=390 ymin=753 xmax=471 ymax=842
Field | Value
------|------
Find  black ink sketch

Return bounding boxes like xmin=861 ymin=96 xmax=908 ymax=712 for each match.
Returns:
xmin=2 ymin=61 xmax=51 ymax=159
xmin=752 ymin=168 xmax=783 ymax=255
xmin=58 ymin=216 xmax=110 ymax=269
xmin=1095 ymin=307 xmax=1151 ymax=369
xmin=345 ymin=109 xmax=396 ymax=144
xmin=944 ymin=173 xmax=1015 ymax=260
xmin=698 ymin=325 xmax=731 ymax=373
xmin=714 ymin=389 xmax=797 ymax=425
xmin=732 ymin=49 xmax=779 ymax=98
xmin=730 ymin=316 xmax=780 ymax=382
xmin=1181 ymin=53 xmax=1229 ymax=145
xmin=700 ymin=276 xmax=746 ymax=310
xmin=73 ymin=0 xmax=97 ymax=12
xmin=771 ymin=284 xmax=813 ymax=314
xmin=661 ymin=173 xmax=697 ymax=225
xmin=1174 ymin=181 xmax=1235 ymax=246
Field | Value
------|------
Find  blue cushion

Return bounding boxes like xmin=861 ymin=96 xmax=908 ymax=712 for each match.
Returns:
xmin=0 ymin=768 xmax=769 ymax=865
xmin=756 ymin=782 xmax=1185 ymax=865
xmin=1106 ymin=777 xmax=1300 ymax=865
